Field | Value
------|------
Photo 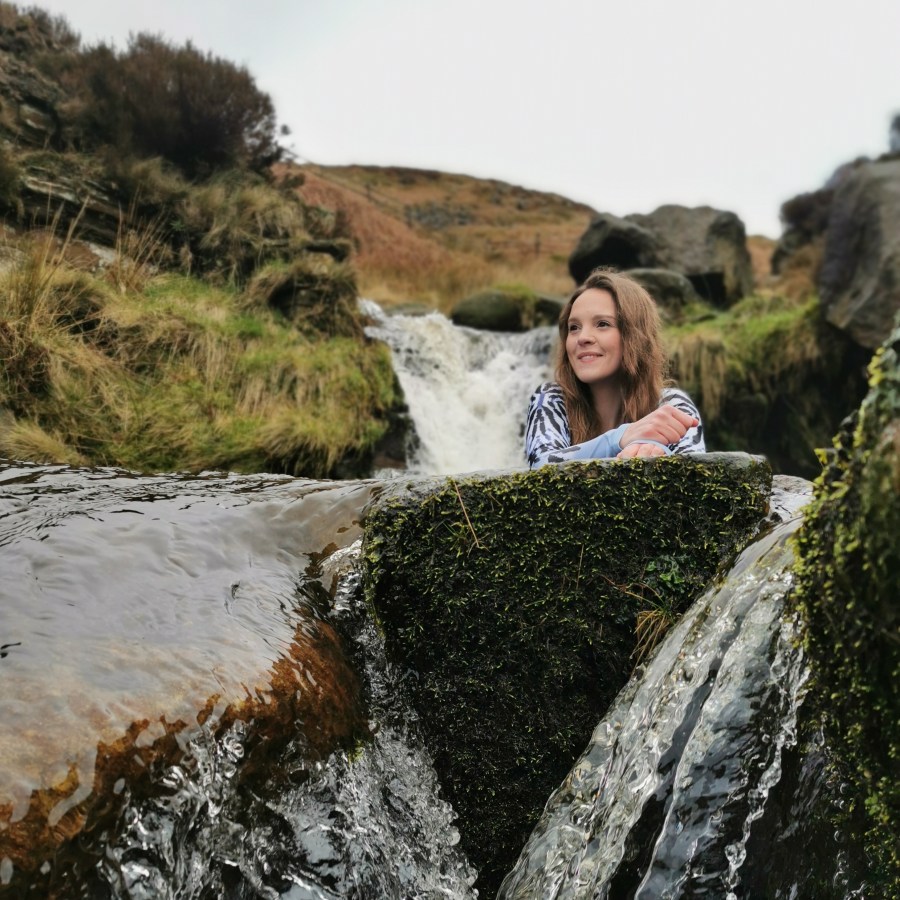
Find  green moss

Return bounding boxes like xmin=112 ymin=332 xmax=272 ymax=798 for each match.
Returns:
xmin=790 ymin=325 xmax=900 ymax=892
xmin=362 ymin=453 xmax=771 ymax=894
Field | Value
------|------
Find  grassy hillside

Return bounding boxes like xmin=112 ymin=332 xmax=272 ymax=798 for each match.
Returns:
xmin=0 ymin=221 xmax=399 ymax=477
xmin=281 ymin=163 xmax=779 ymax=311
xmin=280 ymin=163 xmax=597 ymax=310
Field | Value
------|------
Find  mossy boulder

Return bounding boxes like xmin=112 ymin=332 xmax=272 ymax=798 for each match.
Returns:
xmin=362 ymin=453 xmax=771 ymax=894
xmin=627 ymin=266 xmax=700 ymax=320
xmin=790 ymin=322 xmax=900 ymax=892
xmin=450 ymin=286 xmax=560 ymax=332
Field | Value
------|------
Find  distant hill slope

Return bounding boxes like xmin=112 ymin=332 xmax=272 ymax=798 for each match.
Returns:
xmin=277 ymin=163 xmax=776 ymax=311
xmin=276 ymin=163 xmax=597 ymax=310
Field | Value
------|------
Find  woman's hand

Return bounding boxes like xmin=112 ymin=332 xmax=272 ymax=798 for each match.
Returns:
xmin=617 ymin=441 xmax=668 ymax=459
xmin=620 ymin=406 xmax=697 ymax=450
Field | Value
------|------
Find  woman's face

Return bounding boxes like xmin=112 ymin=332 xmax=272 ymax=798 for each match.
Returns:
xmin=565 ymin=288 xmax=623 ymax=386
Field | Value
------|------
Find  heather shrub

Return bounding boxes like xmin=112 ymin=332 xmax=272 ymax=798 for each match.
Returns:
xmin=60 ymin=34 xmax=283 ymax=178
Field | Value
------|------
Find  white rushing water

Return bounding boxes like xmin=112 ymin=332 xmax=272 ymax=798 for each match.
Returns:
xmin=364 ymin=302 xmax=554 ymax=475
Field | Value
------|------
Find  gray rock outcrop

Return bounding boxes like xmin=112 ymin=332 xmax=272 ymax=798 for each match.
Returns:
xmin=569 ymin=205 xmax=753 ymax=306
xmin=818 ymin=158 xmax=900 ymax=349
xmin=0 ymin=7 xmax=71 ymax=151
xmin=568 ymin=212 xmax=660 ymax=284
xmin=626 ymin=267 xmax=700 ymax=319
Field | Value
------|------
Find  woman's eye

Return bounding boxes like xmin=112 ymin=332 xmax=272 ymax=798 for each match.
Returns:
xmin=568 ymin=324 xmax=579 ymax=333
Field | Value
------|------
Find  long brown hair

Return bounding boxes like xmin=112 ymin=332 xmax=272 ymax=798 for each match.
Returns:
xmin=556 ymin=268 xmax=666 ymax=443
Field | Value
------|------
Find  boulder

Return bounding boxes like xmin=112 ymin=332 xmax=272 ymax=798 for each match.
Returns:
xmin=450 ymin=288 xmax=561 ymax=332
xmin=818 ymin=158 xmax=900 ymax=349
xmin=451 ymin=289 xmax=524 ymax=331
xmin=363 ymin=453 xmax=771 ymax=895
xmin=568 ymin=212 xmax=660 ymax=284
xmin=628 ymin=205 xmax=754 ymax=306
xmin=569 ymin=206 xmax=753 ymax=306
xmin=626 ymin=267 xmax=700 ymax=319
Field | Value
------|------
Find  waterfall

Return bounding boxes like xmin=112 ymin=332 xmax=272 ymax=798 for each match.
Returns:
xmin=363 ymin=303 xmax=554 ymax=475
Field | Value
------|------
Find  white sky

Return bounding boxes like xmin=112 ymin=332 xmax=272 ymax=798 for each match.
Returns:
xmin=33 ymin=0 xmax=900 ymax=236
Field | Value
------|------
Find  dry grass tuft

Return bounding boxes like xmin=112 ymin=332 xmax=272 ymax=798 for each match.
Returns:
xmin=0 ymin=414 xmax=86 ymax=465
xmin=667 ymin=329 xmax=730 ymax=419
xmin=633 ymin=607 xmax=675 ymax=665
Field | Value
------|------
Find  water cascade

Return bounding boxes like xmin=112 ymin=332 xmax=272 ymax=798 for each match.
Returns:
xmin=0 ymin=464 xmax=474 ymax=897
xmin=0 ymin=309 xmax=870 ymax=897
xmin=364 ymin=304 xmax=553 ymax=474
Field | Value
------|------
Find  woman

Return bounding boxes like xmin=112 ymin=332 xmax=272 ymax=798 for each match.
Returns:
xmin=525 ymin=268 xmax=705 ymax=468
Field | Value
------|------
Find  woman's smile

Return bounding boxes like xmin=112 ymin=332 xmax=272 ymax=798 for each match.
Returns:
xmin=565 ymin=288 xmax=623 ymax=385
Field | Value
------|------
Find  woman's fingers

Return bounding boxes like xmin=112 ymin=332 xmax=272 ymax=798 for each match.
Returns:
xmin=617 ymin=442 xmax=667 ymax=459
xmin=621 ymin=407 xmax=697 ymax=448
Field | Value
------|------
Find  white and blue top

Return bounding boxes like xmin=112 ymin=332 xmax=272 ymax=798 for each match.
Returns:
xmin=525 ymin=382 xmax=706 ymax=469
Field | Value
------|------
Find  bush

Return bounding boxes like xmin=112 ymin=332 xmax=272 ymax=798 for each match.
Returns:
xmin=779 ymin=188 xmax=834 ymax=237
xmin=61 ymin=34 xmax=283 ymax=178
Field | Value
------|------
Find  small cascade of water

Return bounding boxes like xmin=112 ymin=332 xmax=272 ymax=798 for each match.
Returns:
xmin=497 ymin=483 xmax=868 ymax=899
xmin=0 ymin=463 xmax=474 ymax=898
xmin=95 ymin=547 xmax=476 ymax=900
xmin=363 ymin=302 xmax=554 ymax=475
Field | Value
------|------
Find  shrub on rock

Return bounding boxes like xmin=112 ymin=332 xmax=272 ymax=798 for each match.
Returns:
xmin=58 ymin=33 xmax=283 ymax=178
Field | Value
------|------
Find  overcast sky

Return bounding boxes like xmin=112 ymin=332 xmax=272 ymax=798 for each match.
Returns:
xmin=34 ymin=0 xmax=900 ymax=236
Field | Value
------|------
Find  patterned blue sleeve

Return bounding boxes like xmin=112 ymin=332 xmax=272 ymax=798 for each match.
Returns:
xmin=660 ymin=387 xmax=706 ymax=454
xmin=524 ymin=383 xmax=627 ymax=468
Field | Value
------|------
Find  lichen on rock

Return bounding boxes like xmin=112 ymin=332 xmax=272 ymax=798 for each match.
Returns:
xmin=362 ymin=452 xmax=771 ymax=894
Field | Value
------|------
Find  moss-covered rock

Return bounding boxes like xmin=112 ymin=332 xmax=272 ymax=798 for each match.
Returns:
xmin=362 ymin=453 xmax=771 ymax=894
xmin=450 ymin=285 xmax=560 ymax=332
xmin=790 ymin=323 xmax=900 ymax=892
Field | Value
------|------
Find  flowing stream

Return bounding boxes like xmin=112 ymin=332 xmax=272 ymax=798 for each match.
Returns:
xmin=363 ymin=304 xmax=553 ymax=474
xmin=0 ymin=309 xmax=868 ymax=898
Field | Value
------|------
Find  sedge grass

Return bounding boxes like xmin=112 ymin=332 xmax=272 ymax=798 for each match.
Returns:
xmin=0 ymin=235 xmax=400 ymax=476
